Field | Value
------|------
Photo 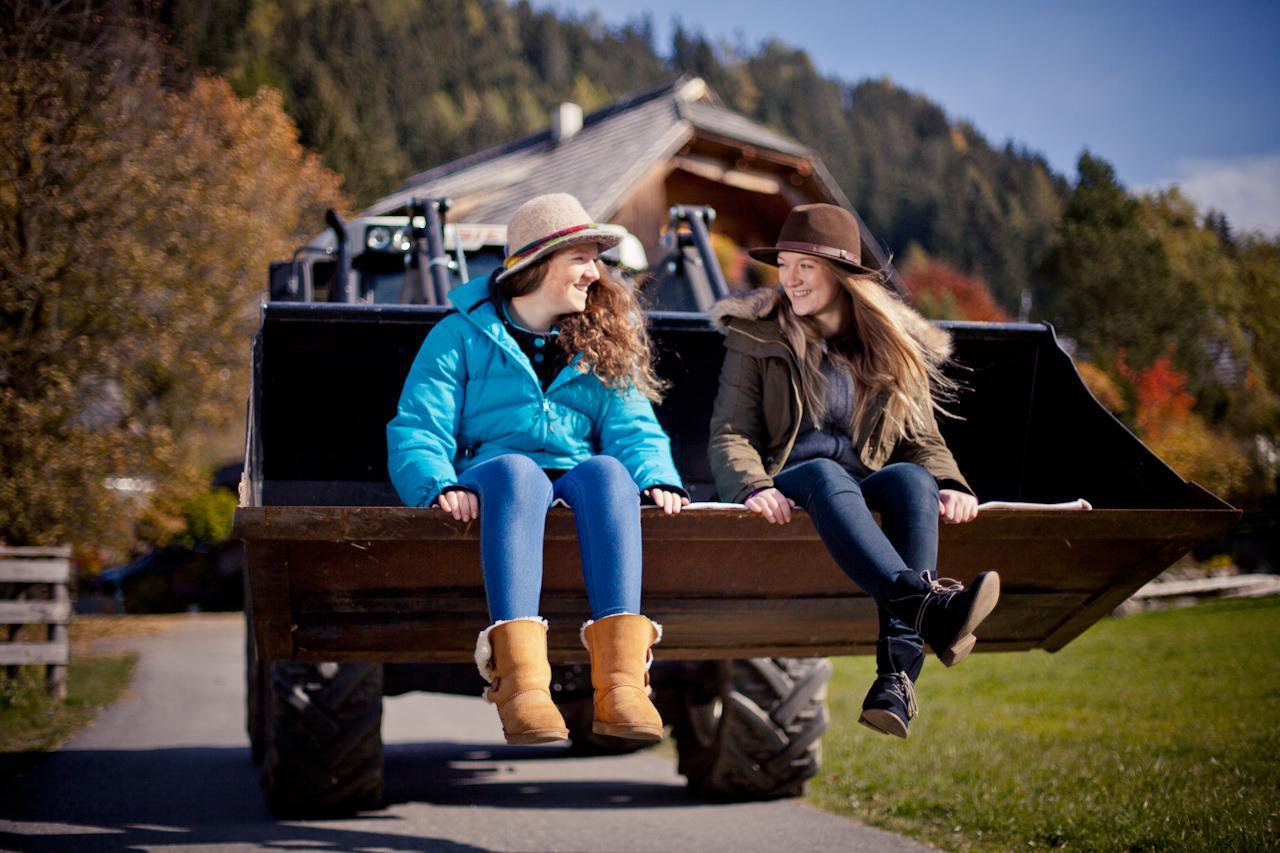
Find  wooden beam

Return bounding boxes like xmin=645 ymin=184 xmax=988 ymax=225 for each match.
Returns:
xmin=0 ymin=601 xmax=72 ymax=624
xmin=0 ymin=560 xmax=71 ymax=583
xmin=670 ymin=155 xmax=782 ymax=195
xmin=48 ymin=583 xmax=69 ymax=700
xmin=0 ymin=546 xmax=72 ymax=558
xmin=0 ymin=642 xmax=69 ymax=666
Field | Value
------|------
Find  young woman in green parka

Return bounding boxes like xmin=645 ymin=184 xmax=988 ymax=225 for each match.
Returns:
xmin=708 ymin=203 xmax=1000 ymax=738
xmin=387 ymin=193 xmax=688 ymax=746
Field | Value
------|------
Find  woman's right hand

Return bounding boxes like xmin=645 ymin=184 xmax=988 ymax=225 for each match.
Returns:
xmin=436 ymin=488 xmax=479 ymax=522
xmin=744 ymin=487 xmax=797 ymax=524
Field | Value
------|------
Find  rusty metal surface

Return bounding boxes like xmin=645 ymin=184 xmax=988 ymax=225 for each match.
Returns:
xmin=235 ymin=505 xmax=1239 ymax=662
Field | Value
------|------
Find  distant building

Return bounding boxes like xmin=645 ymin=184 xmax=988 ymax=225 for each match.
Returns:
xmin=364 ymin=76 xmax=895 ymax=290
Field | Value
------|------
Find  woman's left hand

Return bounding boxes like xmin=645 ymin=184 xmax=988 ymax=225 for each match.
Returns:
xmin=939 ymin=489 xmax=979 ymax=524
xmin=645 ymin=487 xmax=691 ymax=515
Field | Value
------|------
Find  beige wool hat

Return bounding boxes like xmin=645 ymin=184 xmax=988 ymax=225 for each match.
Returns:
xmin=497 ymin=193 xmax=622 ymax=282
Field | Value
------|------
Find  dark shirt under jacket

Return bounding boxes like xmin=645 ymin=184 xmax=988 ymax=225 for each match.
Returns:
xmin=785 ymin=353 xmax=871 ymax=479
xmin=498 ymin=303 xmax=570 ymax=393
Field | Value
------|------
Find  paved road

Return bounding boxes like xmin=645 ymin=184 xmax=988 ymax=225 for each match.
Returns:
xmin=0 ymin=614 xmax=928 ymax=852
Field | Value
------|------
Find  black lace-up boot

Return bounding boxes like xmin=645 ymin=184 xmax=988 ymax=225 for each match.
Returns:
xmin=885 ymin=570 xmax=1000 ymax=666
xmin=858 ymin=637 xmax=924 ymax=738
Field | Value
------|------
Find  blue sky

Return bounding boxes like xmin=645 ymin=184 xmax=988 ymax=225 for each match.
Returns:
xmin=534 ymin=1 xmax=1280 ymax=235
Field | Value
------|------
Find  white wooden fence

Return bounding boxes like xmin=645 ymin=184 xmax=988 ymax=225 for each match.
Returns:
xmin=0 ymin=545 xmax=71 ymax=700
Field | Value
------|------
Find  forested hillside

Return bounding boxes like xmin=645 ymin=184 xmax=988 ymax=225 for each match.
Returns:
xmin=155 ymin=0 xmax=1067 ymax=310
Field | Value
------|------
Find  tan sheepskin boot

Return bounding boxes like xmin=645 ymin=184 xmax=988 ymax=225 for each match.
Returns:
xmin=475 ymin=617 xmax=569 ymax=745
xmin=580 ymin=613 xmax=664 ymax=742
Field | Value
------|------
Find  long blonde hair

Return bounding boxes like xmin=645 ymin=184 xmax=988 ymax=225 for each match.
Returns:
xmin=776 ymin=260 xmax=956 ymax=446
xmin=499 ymin=258 xmax=668 ymax=402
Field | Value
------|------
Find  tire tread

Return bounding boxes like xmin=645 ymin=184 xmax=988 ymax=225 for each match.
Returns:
xmin=260 ymin=661 xmax=385 ymax=817
xmin=673 ymin=657 xmax=832 ymax=800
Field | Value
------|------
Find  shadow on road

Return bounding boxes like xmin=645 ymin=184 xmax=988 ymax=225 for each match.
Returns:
xmin=384 ymin=741 xmax=698 ymax=810
xmin=0 ymin=738 xmax=699 ymax=851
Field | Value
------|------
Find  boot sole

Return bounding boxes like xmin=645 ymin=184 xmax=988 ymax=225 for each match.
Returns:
xmin=592 ymin=721 xmax=663 ymax=743
xmin=858 ymin=709 xmax=909 ymax=739
xmin=938 ymin=632 xmax=977 ymax=667
xmin=505 ymin=728 xmax=569 ymax=745
xmin=937 ymin=572 xmax=1001 ymax=664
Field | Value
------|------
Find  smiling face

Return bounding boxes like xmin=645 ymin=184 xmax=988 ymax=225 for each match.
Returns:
xmin=777 ymin=251 xmax=848 ymax=332
xmin=536 ymin=242 xmax=601 ymax=316
xmin=505 ymin=242 xmax=603 ymax=333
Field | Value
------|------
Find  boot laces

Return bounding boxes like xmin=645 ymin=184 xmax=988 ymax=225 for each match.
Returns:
xmin=886 ymin=671 xmax=919 ymax=720
xmin=913 ymin=572 xmax=965 ymax=635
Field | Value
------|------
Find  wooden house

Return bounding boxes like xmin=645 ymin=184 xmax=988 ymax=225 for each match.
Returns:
xmin=364 ymin=76 xmax=891 ymax=287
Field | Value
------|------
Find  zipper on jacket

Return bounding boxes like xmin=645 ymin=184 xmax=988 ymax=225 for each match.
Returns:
xmin=460 ymin=295 xmax=578 ymax=444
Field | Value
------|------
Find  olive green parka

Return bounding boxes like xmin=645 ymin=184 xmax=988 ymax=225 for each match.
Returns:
xmin=707 ymin=287 xmax=973 ymax=503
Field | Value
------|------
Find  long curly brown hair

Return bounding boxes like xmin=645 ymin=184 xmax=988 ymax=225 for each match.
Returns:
xmin=498 ymin=254 xmax=668 ymax=402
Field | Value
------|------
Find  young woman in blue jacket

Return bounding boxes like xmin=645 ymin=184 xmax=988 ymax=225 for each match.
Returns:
xmin=387 ymin=193 xmax=687 ymax=746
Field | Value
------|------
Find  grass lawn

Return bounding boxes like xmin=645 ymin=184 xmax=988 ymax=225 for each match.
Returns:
xmin=809 ymin=597 xmax=1280 ymax=851
xmin=0 ymin=654 xmax=136 ymax=754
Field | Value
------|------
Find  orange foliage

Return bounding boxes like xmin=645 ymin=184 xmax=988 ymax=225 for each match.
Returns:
xmin=1144 ymin=415 xmax=1250 ymax=497
xmin=1115 ymin=349 xmax=1195 ymax=441
xmin=902 ymin=259 xmax=1010 ymax=322
xmin=1 ymin=16 xmax=347 ymax=555
xmin=1110 ymin=348 xmax=1248 ymax=495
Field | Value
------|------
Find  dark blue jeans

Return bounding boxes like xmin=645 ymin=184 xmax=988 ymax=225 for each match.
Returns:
xmin=773 ymin=459 xmax=939 ymax=664
xmin=458 ymin=454 xmax=642 ymax=622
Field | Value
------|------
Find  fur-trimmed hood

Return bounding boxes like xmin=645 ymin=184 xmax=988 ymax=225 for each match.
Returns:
xmin=709 ymin=287 xmax=953 ymax=367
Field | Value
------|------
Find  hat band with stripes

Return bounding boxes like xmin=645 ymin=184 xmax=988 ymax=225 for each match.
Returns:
xmin=503 ymin=224 xmax=597 ymax=270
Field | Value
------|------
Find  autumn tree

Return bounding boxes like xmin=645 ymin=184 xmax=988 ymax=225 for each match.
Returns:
xmin=1113 ymin=352 xmax=1251 ymax=498
xmin=899 ymin=250 xmax=1010 ymax=322
xmin=1034 ymin=154 xmax=1279 ymax=501
xmin=1236 ymin=234 xmax=1280 ymax=494
xmin=0 ymin=2 xmax=347 ymax=556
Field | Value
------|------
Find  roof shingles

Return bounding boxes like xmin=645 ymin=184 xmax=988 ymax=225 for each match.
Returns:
xmin=363 ymin=76 xmax=830 ymax=224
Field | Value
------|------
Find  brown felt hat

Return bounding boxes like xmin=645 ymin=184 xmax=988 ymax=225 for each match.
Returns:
xmin=497 ymin=193 xmax=623 ymax=282
xmin=748 ymin=203 xmax=881 ymax=276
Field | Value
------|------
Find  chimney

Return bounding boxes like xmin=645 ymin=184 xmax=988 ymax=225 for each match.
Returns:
xmin=551 ymin=102 xmax=583 ymax=144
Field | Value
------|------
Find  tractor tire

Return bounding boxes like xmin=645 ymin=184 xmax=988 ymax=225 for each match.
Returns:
xmin=260 ymin=661 xmax=385 ymax=817
xmin=558 ymin=694 xmax=652 ymax=756
xmin=672 ymin=657 xmax=832 ymax=801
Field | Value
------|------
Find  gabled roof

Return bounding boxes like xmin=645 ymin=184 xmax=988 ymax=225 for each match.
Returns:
xmin=363 ymin=76 xmax=846 ymax=223
xmin=679 ymin=98 xmax=810 ymax=160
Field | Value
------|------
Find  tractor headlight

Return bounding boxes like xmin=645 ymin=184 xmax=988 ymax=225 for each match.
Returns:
xmin=366 ymin=226 xmax=393 ymax=251
xmin=391 ymin=228 xmax=411 ymax=252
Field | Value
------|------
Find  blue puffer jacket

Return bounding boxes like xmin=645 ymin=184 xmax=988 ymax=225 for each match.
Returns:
xmin=387 ymin=275 xmax=684 ymax=507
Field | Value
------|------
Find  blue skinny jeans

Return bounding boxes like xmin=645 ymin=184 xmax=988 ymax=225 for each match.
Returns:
xmin=773 ymin=459 xmax=939 ymax=666
xmin=457 ymin=453 xmax=642 ymax=622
